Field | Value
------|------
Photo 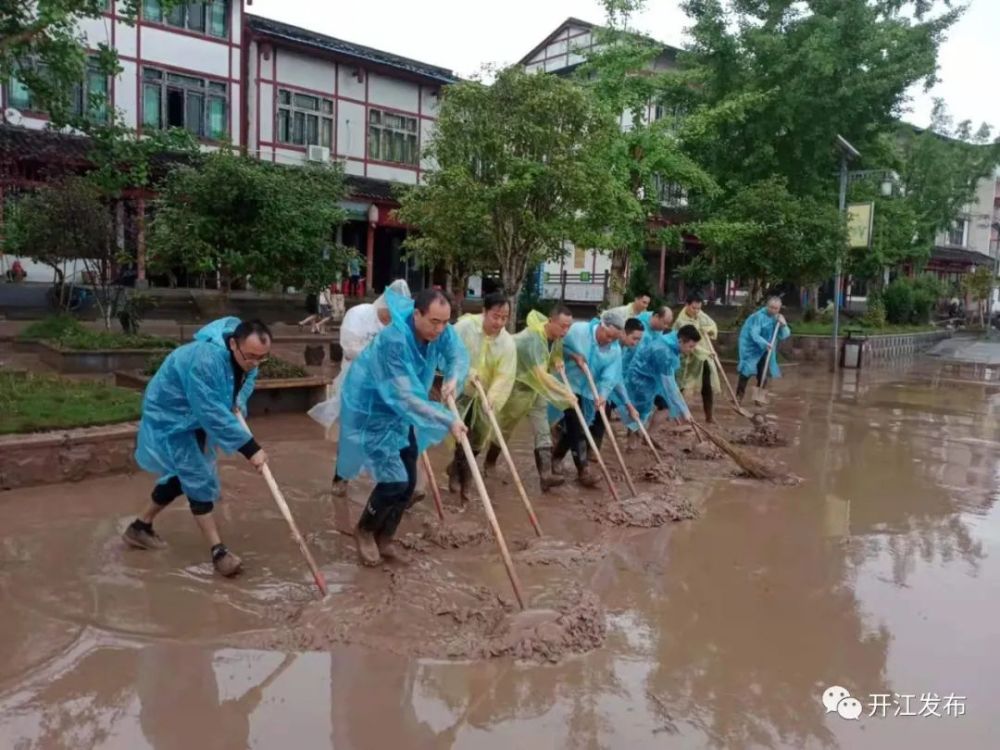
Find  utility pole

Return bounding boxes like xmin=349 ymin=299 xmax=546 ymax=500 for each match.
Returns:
xmin=833 ymin=135 xmax=860 ymax=372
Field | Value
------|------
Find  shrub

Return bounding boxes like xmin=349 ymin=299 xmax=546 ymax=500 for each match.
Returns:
xmin=882 ymin=279 xmax=914 ymax=325
xmin=18 ymin=315 xmax=86 ymax=341
xmin=143 ymin=352 xmax=307 ymax=379
xmin=862 ymin=294 xmax=887 ymax=328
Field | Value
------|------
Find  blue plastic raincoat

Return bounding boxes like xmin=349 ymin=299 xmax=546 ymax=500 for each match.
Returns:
xmin=336 ymin=290 xmax=469 ymax=484
xmin=557 ymin=319 xmax=628 ymax=425
xmin=738 ymin=307 xmax=791 ymax=379
xmin=619 ymin=330 xmax=690 ymax=430
xmin=134 ymin=317 xmax=256 ymax=502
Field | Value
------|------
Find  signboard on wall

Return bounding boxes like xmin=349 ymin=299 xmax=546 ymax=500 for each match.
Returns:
xmin=847 ymin=202 xmax=875 ymax=249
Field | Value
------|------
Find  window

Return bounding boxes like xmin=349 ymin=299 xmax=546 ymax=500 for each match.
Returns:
xmin=573 ymin=247 xmax=587 ymax=270
xmin=143 ymin=1 xmax=228 ymax=38
xmin=948 ymin=219 xmax=967 ymax=247
xmin=70 ymin=59 xmax=110 ymax=122
xmin=368 ymin=109 xmax=419 ymax=166
xmin=652 ymin=174 xmax=688 ymax=208
xmin=142 ymin=67 xmax=227 ymax=139
xmin=277 ymin=89 xmax=333 ymax=148
xmin=7 ymin=74 xmax=36 ymax=110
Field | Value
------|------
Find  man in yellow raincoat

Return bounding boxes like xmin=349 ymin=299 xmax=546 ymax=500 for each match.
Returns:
xmin=608 ymin=292 xmax=651 ymax=323
xmin=674 ymin=290 xmax=720 ymax=423
xmin=486 ymin=304 xmax=575 ymax=491
xmin=448 ymin=292 xmax=518 ymax=501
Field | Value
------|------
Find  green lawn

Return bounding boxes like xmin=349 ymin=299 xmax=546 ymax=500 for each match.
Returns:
xmin=19 ymin=316 xmax=176 ymax=350
xmin=0 ymin=372 xmax=142 ymax=435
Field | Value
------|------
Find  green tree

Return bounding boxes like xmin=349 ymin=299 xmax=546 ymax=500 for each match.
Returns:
xmin=962 ymin=265 xmax=994 ymax=326
xmin=577 ymin=0 xmax=716 ymax=306
xmin=687 ymin=176 xmax=845 ymax=305
xmin=148 ymin=150 xmax=348 ymax=294
xmin=5 ymin=176 xmax=112 ymax=315
xmin=397 ymin=65 xmax=624 ymax=328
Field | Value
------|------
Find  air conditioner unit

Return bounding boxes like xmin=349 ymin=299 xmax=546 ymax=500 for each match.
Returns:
xmin=307 ymin=145 xmax=330 ymax=163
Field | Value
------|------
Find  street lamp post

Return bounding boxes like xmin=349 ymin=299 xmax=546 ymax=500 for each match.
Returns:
xmin=833 ymin=135 xmax=860 ymax=372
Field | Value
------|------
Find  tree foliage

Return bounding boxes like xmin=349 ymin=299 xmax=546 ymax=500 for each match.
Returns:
xmin=686 ymin=176 xmax=845 ymax=300
xmin=148 ymin=150 xmax=348 ymax=294
xmin=397 ymin=65 xmax=624 ymax=326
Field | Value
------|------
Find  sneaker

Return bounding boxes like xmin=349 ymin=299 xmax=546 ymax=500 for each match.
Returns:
xmin=355 ymin=526 xmax=381 ymax=567
xmin=211 ymin=545 xmax=243 ymax=577
xmin=123 ymin=520 xmax=167 ymax=550
xmin=331 ymin=477 xmax=349 ymax=498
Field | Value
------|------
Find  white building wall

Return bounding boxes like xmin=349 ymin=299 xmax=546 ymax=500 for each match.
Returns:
xmin=337 ymin=100 xmax=366 ymax=160
xmin=276 ymin=49 xmax=336 ymax=95
xmin=369 ymin=73 xmax=419 ymax=112
xmin=337 ymin=65 xmax=365 ymax=101
xmin=367 ymin=163 xmax=418 ymax=184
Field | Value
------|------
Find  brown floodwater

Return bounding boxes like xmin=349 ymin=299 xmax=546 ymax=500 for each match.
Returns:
xmin=2 ymin=357 xmax=1000 ymax=748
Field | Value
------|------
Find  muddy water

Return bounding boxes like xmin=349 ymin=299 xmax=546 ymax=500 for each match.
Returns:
xmin=2 ymin=359 xmax=1000 ymax=748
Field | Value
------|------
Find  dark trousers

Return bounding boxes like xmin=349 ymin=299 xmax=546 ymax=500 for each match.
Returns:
xmin=453 ymin=408 xmax=478 ymax=477
xmin=701 ymin=363 xmax=714 ymax=418
xmin=348 ymin=275 xmax=361 ymax=297
xmin=554 ymin=407 xmax=603 ymax=466
xmin=736 ymin=354 xmax=769 ymax=399
xmin=359 ymin=427 xmax=418 ymax=537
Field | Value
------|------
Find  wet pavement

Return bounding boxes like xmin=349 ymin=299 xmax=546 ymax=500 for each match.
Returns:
xmin=2 ymin=354 xmax=999 ymax=749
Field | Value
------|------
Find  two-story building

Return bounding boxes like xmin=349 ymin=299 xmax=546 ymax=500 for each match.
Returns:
xmin=0 ymin=2 xmax=455 ymax=294
xmin=243 ymin=15 xmax=455 ymax=294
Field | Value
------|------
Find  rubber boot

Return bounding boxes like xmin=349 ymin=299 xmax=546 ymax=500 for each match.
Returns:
xmin=703 ymin=390 xmax=715 ymax=424
xmin=574 ymin=454 xmax=601 ymax=488
xmin=446 ymin=460 xmax=460 ymax=494
xmin=375 ymin=506 xmax=411 ymax=564
xmin=354 ymin=523 xmax=381 ymax=567
xmin=483 ymin=443 xmax=502 ymax=477
xmin=534 ymin=448 xmax=564 ymax=491
xmin=456 ymin=453 xmax=474 ymax=504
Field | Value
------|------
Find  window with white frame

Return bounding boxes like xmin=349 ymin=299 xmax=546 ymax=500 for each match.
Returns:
xmin=143 ymin=0 xmax=227 ymax=39
xmin=142 ymin=67 xmax=227 ymax=139
xmin=948 ymin=218 xmax=968 ymax=247
xmin=277 ymin=90 xmax=333 ymax=148
xmin=368 ymin=109 xmax=419 ymax=166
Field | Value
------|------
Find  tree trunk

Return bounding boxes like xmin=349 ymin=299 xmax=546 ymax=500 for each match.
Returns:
xmin=501 ymin=264 xmax=527 ymax=333
xmin=607 ymin=248 xmax=629 ymax=308
xmin=449 ymin=270 xmax=467 ymax=317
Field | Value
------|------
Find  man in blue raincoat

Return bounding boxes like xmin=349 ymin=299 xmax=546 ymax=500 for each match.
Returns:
xmin=124 ymin=318 xmax=271 ymax=577
xmin=551 ymin=310 xmax=639 ymax=487
xmin=620 ymin=324 xmax=700 ymax=449
xmin=736 ymin=296 xmax=792 ymax=402
xmin=624 ymin=305 xmax=674 ymax=374
xmin=337 ymin=288 xmax=469 ymax=566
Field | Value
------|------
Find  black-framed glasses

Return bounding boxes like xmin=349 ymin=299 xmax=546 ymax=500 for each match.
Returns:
xmin=236 ymin=340 xmax=269 ymax=364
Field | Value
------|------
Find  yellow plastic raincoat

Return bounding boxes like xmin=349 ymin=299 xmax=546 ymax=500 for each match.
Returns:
xmin=496 ymin=311 xmax=575 ymax=437
xmin=674 ymin=307 xmax=720 ymax=395
xmin=453 ymin=313 xmax=517 ymax=451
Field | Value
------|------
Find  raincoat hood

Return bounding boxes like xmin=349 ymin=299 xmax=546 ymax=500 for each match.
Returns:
xmin=193 ymin=316 xmax=241 ymax=349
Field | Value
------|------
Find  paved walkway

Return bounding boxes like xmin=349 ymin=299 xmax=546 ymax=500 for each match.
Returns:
xmin=927 ymin=335 xmax=1000 ymax=365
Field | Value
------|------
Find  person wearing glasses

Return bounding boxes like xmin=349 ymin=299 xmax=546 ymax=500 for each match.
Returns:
xmin=337 ymin=288 xmax=469 ymax=566
xmin=123 ymin=317 xmax=272 ymax=577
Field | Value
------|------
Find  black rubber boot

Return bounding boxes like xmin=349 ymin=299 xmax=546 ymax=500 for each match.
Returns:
xmin=534 ymin=448 xmax=564 ymax=491
xmin=483 ymin=442 xmax=502 ymax=476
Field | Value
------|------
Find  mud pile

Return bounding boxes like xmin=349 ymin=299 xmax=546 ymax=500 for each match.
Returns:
xmin=685 ymin=442 xmax=724 ymax=461
xmin=466 ymin=587 xmax=606 ymax=663
xmin=587 ymin=491 xmax=702 ymax=527
xmin=733 ymin=422 xmax=788 ymax=447
xmin=242 ymin=571 xmax=605 ymax=663
xmin=403 ymin=517 xmax=491 ymax=550
xmin=640 ymin=463 xmax=680 ymax=484
xmin=514 ymin=539 xmax=607 ymax=568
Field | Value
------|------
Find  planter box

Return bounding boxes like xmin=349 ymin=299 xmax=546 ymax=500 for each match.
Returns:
xmin=714 ymin=329 xmax=950 ymax=366
xmin=0 ymin=422 xmax=138 ymax=491
xmin=40 ymin=342 xmax=172 ymax=374
xmin=115 ymin=371 xmax=329 ymax=416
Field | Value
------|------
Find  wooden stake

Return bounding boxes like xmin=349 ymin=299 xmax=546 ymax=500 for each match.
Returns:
xmin=236 ymin=413 xmax=328 ymax=598
xmin=557 ymin=368 xmax=621 ymax=503
xmin=420 ymin=452 xmax=445 ymax=522
xmin=471 ymin=376 xmax=542 ymax=537
xmin=445 ymin=395 xmax=526 ymax=610
xmin=578 ymin=362 xmax=639 ymax=498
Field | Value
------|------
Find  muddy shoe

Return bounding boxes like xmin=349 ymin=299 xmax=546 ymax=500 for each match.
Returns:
xmin=446 ymin=461 xmax=461 ymax=494
xmin=355 ymin=526 xmax=382 ymax=567
xmin=376 ymin=535 xmax=412 ymax=565
xmin=331 ymin=477 xmax=348 ymax=498
xmin=550 ymin=448 xmax=566 ymax=477
xmin=406 ymin=489 xmax=426 ymax=509
xmin=483 ymin=443 xmax=502 ymax=476
xmin=123 ymin=520 xmax=167 ymax=550
xmin=577 ymin=462 xmax=601 ymax=488
xmin=534 ymin=448 xmax=564 ymax=492
xmin=211 ymin=545 xmax=243 ymax=577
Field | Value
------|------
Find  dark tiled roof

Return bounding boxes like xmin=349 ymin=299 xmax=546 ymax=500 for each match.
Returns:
xmin=344 ymin=174 xmax=400 ymax=202
xmin=0 ymin=123 xmax=91 ymax=164
xmin=248 ymin=15 xmax=456 ymax=85
xmin=931 ymin=246 xmax=995 ymax=266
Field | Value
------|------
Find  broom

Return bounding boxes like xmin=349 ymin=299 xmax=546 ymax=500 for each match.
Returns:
xmin=690 ymin=420 xmax=781 ymax=481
